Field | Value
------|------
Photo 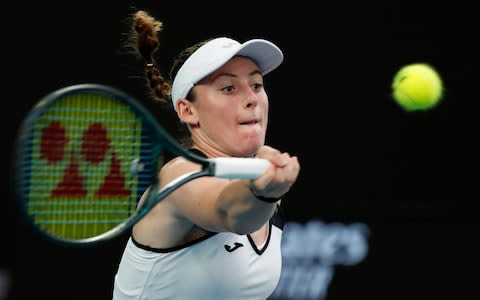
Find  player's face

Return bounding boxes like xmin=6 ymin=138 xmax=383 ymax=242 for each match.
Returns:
xmin=191 ymin=56 xmax=269 ymax=157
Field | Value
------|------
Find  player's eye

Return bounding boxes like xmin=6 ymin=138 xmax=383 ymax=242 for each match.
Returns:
xmin=252 ymin=83 xmax=263 ymax=91
xmin=220 ymin=85 xmax=235 ymax=93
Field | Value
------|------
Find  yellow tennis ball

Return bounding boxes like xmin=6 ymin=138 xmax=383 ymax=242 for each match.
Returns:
xmin=392 ymin=63 xmax=444 ymax=111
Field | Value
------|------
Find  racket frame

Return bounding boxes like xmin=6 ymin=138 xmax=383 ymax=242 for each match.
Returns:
xmin=13 ymin=84 xmax=214 ymax=245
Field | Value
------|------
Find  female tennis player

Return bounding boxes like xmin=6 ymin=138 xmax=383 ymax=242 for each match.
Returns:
xmin=112 ymin=10 xmax=300 ymax=300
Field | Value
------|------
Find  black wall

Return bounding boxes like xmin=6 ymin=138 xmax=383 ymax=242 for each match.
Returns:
xmin=4 ymin=1 xmax=479 ymax=299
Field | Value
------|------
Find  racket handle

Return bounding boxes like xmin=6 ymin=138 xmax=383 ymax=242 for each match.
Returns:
xmin=212 ymin=157 xmax=271 ymax=179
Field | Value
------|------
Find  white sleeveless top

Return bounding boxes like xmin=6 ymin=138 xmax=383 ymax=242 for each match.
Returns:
xmin=113 ymin=218 xmax=284 ymax=300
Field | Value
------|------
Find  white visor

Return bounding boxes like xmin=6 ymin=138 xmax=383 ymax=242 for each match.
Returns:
xmin=171 ymin=37 xmax=284 ymax=111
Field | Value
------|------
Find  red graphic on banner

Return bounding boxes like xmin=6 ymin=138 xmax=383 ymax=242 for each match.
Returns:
xmin=40 ymin=121 xmax=130 ymax=198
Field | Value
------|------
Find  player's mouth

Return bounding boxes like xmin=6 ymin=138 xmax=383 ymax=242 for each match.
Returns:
xmin=240 ymin=120 xmax=259 ymax=125
xmin=239 ymin=116 xmax=260 ymax=125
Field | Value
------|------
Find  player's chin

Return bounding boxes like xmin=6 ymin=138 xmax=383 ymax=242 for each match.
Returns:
xmin=232 ymin=136 xmax=265 ymax=157
xmin=246 ymin=139 xmax=266 ymax=157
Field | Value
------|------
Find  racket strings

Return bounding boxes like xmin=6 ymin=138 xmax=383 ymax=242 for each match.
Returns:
xmin=21 ymin=92 xmax=157 ymax=240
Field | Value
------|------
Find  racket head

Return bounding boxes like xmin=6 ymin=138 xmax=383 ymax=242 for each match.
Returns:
xmin=13 ymin=83 xmax=207 ymax=246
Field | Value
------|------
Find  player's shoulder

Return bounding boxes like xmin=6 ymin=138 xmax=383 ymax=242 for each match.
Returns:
xmin=161 ymin=156 xmax=199 ymax=179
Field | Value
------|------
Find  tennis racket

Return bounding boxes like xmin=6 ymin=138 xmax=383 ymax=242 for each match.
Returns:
xmin=14 ymin=83 xmax=270 ymax=246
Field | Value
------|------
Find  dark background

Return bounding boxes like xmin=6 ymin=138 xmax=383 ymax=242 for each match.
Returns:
xmin=4 ymin=1 xmax=479 ymax=299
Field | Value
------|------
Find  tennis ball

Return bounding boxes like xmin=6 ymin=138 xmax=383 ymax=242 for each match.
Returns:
xmin=392 ymin=63 xmax=444 ymax=111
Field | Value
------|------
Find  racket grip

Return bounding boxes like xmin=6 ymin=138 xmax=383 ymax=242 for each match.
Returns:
xmin=212 ymin=157 xmax=271 ymax=179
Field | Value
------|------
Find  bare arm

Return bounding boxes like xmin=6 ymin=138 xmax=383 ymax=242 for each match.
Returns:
xmin=166 ymin=146 xmax=300 ymax=234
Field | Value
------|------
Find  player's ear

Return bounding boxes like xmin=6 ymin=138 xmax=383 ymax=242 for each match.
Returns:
xmin=176 ymin=98 xmax=199 ymax=125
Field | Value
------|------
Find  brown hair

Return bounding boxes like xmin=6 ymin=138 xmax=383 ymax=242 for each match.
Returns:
xmin=129 ymin=10 xmax=171 ymax=103
xmin=128 ymin=10 xmax=213 ymax=102
xmin=127 ymin=10 xmax=210 ymax=146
